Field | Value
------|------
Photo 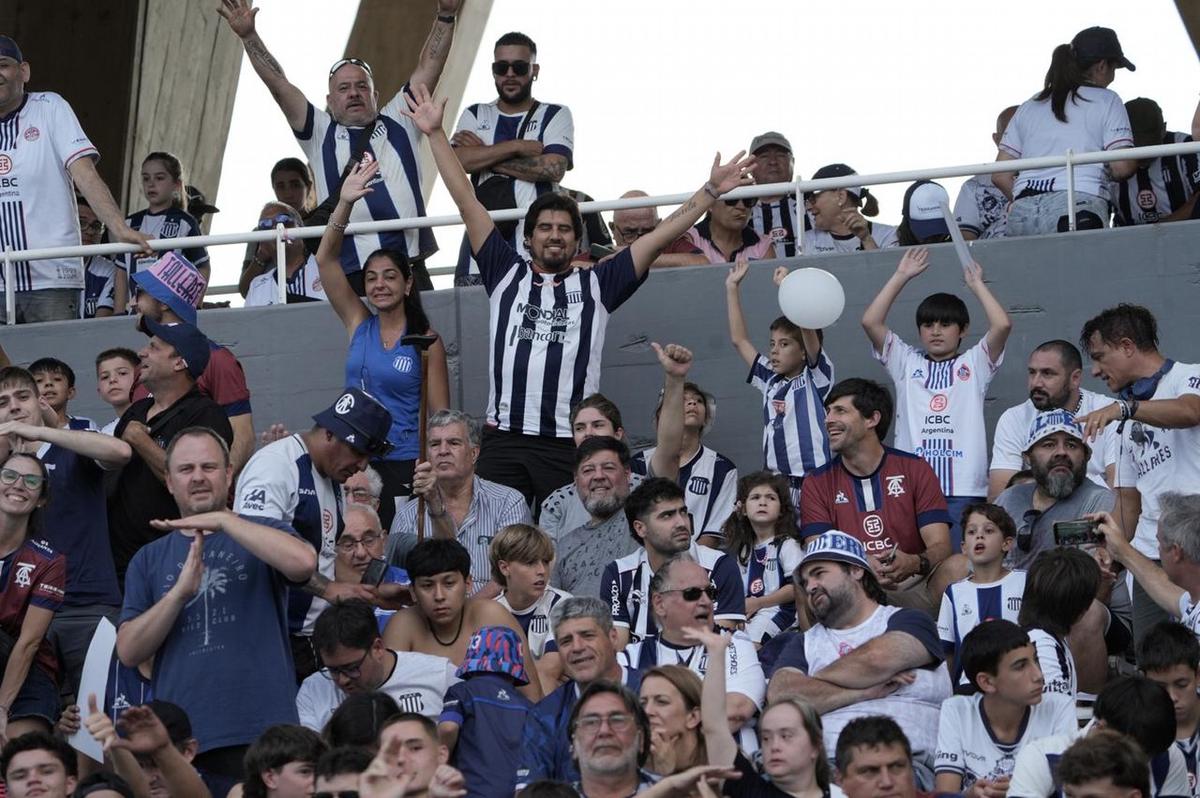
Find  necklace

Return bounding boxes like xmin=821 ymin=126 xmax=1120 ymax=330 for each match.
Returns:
xmin=427 ymin=611 xmax=465 ymax=647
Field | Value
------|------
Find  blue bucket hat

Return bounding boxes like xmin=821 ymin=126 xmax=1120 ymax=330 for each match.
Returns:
xmin=131 ymin=252 xmax=206 ymax=325
xmin=455 ymin=625 xmax=529 ymax=685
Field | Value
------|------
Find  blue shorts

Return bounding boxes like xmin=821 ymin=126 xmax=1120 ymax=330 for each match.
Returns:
xmin=10 ymin=663 xmax=59 ymax=725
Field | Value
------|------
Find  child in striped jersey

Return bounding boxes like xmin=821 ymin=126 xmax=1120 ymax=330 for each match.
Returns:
xmin=1018 ymin=547 xmax=1101 ymax=703
xmin=1139 ymin=622 xmax=1200 ymax=798
xmin=725 ymin=258 xmax=834 ymax=510
xmin=938 ymin=503 xmax=1027 ymax=686
xmin=721 ymin=471 xmax=803 ymax=646
xmin=126 ymin=152 xmax=210 ymax=282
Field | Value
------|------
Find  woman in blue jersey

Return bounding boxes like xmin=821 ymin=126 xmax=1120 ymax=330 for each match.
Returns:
xmin=316 ymin=156 xmax=450 ymax=528
xmin=126 ymin=152 xmax=211 ymax=282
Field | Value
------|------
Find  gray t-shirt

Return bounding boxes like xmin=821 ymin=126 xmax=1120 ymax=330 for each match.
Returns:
xmin=552 ymin=512 xmax=640 ymax=598
xmin=540 ymin=472 xmax=645 ymax=542
xmin=994 ymin=480 xmax=1115 ymax=570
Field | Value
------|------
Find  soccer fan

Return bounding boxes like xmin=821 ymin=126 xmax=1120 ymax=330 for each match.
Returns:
xmin=1075 ymin=304 xmax=1200 ymax=643
xmin=802 ymin=164 xmax=898 ymax=253
xmin=835 ymin=717 xmax=925 ymax=798
xmin=296 ymin=600 xmax=457 ymax=730
xmin=989 ymin=340 xmax=1117 ymax=498
xmin=94 ymin=348 xmax=140 ymax=435
xmin=607 ymin=191 xmax=707 ymax=270
xmin=125 ymin=152 xmax=210 ymax=281
xmin=636 ymin=665 xmax=704 ymax=777
xmin=1111 ymin=98 xmax=1200 ymax=225
xmin=406 ymin=82 xmax=755 ymax=506
xmin=343 ymin=466 xmax=383 ymax=511
xmin=235 ymin=387 xmax=393 ymax=681
xmin=515 ymin=597 xmax=643 ymax=789
xmin=933 ymin=621 xmax=1077 ymax=795
xmin=82 ymin=697 xmax=206 ymax=798
xmin=1018 ymin=548 xmax=1101 ymax=701
xmin=862 ymin=246 xmax=1011 ymax=545
xmin=372 ymin=715 xmax=464 ymax=798
xmin=1058 ymin=731 xmax=1152 ymax=798
xmin=243 ymin=203 xmax=327 ymax=306
xmin=314 ymin=747 xmax=373 ymax=796
xmin=996 ymin=27 xmax=1137 ymax=235
xmin=241 ymin=725 xmax=327 ymax=798
xmin=566 ymin=682 xmax=658 ymax=796
xmin=0 ymin=35 xmax=150 ymax=323
xmin=602 ymin=479 xmax=745 ymax=647
xmin=450 ymin=32 xmax=574 ymax=282
xmin=748 ymin=131 xmax=806 ymax=257
xmin=29 ymin=358 xmax=86 ymax=430
xmin=239 ymin=158 xmax=317 ymax=296
xmin=953 ymin=105 xmax=1018 ymax=240
xmin=799 ymin=378 xmax=953 ymax=612
xmin=765 ymin=532 xmax=951 ymax=769
xmin=217 ymin=0 xmax=461 ymax=288
xmin=1138 ymin=622 xmax=1200 ymax=790
xmin=937 ymin=503 xmax=1027 ymax=685
xmin=77 ymin=196 xmax=126 ymax=318
xmin=490 ymin=523 xmax=570 ymax=674
xmin=331 ymin=504 xmax=410 ymax=629
xmin=895 ymin=181 xmax=953 ymax=246
xmin=683 ymin=191 xmax=776 ymax=264
xmin=117 ymin=427 xmax=317 ymax=795
xmin=0 ymin=733 xmax=79 ymax=798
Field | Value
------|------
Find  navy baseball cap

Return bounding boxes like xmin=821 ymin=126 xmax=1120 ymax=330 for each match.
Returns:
xmin=0 ymin=36 xmax=23 ymax=63
xmin=1072 ymin=26 xmax=1135 ymax=71
xmin=904 ymin=181 xmax=952 ymax=242
xmin=313 ymin=388 xmax=394 ymax=457
xmin=141 ymin=318 xmax=212 ymax=380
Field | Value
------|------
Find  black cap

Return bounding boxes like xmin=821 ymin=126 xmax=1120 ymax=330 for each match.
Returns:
xmin=186 ymin=185 xmax=220 ymax=218
xmin=1072 ymin=26 xmax=1135 ymax=71
xmin=1125 ymin=97 xmax=1165 ymax=148
xmin=140 ymin=318 xmax=212 ymax=380
xmin=313 ymin=388 xmax=394 ymax=457
xmin=806 ymin=163 xmax=863 ymax=200
xmin=146 ymin=700 xmax=193 ymax=745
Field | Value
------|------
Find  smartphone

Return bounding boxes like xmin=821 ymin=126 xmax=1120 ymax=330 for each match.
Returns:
xmin=361 ymin=558 xmax=388 ymax=586
xmin=590 ymin=243 xmax=616 ymax=259
xmin=1053 ymin=520 xmax=1102 ymax=548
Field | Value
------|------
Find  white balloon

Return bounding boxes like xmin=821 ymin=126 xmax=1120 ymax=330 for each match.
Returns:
xmin=777 ymin=268 xmax=846 ymax=329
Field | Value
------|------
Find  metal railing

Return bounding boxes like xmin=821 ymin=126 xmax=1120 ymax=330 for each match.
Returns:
xmin=3 ymin=141 xmax=1198 ymax=321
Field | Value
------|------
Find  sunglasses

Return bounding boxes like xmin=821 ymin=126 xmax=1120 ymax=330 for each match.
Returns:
xmin=661 ymin=585 xmax=718 ymax=602
xmin=315 ymin=792 xmax=360 ymax=798
xmin=256 ymin=213 xmax=297 ymax=231
xmin=724 ymin=197 xmax=758 ymax=209
xmin=329 ymin=57 xmax=373 ymax=77
xmin=492 ymin=60 xmax=532 ymax=76
xmin=0 ymin=468 xmax=44 ymax=491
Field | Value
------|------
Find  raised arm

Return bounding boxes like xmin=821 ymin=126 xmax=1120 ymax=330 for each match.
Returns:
xmin=649 ymin=343 xmax=692 ymax=482
xmin=1091 ymin=511 xmax=1185 ymax=615
xmin=117 ymin=536 xmax=203 ymax=667
xmin=724 ymin=259 xmax=759 ymax=368
xmin=1076 ymin=394 xmax=1200 ymax=443
xmin=683 ymin=627 xmax=737 ymax=769
xmin=771 ymin=266 xmax=824 ymax=368
xmin=862 ymin=247 xmax=928 ymax=353
xmin=402 ymin=85 xmax=495 ymax=254
xmin=150 ymin=511 xmax=316 ymax=583
xmin=218 ymin=0 xmax=308 ymax=130
xmin=406 ymin=0 xmax=460 ymax=93
xmin=629 ymin=152 xmax=757 ymax=279
xmin=317 ymin=159 xmax=377 ymax=335
xmin=962 ymin=260 xmax=1011 ymax=358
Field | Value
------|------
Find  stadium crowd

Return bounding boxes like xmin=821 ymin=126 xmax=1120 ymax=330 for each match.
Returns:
xmin=2 ymin=8 xmax=1200 ymax=798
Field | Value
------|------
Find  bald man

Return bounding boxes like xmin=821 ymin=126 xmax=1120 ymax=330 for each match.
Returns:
xmin=953 ymin=106 xmax=1019 ymax=241
xmin=608 ymin=191 xmax=708 ymax=269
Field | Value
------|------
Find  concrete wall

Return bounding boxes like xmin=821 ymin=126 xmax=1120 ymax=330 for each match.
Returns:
xmin=5 ymin=219 xmax=1199 ymax=472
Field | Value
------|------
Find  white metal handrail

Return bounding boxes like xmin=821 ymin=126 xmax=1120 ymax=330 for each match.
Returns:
xmin=2 ymin=141 xmax=1197 ymax=317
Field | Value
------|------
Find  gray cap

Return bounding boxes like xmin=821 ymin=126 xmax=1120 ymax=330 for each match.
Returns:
xmin=750 ymin=131 xmax=793 ymax=155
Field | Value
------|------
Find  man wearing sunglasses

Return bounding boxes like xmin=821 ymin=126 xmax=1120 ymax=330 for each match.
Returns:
xmin=217 ymin=0 xmax=462 ymax=287
xmin=682 ymin=190 xmax=777 ymax=265
xmin=607 ymin=191 xmax=707 ymax=270
xmin=243 ymin=203 xmax=328 ymax=307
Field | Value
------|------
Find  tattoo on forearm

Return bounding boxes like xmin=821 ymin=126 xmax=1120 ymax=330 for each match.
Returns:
xmin=427 ymin=24 xmax=449 ymax=60
xmin=663 ymin=197 xmax=699 ymax=225
xmin=305 ymin=571 xmax=330 ymax=596
xmin=495 ymin=156 xmax=566 ymax=183
xmin=245 ymin=38 xmax=285 ymax=78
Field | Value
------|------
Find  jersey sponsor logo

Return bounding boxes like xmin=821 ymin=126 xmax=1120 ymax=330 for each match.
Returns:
xmin=749 ymin=578 xmax=764 ymax=596
xmin=957 ymin=364 xmax=972 ymax=382
xmin=688 ymin=475 xmax=710 ymax=496
xmin=322 ymin=509 xmax=334 ymax=533
xmin=885 ymin=475 xmax=906 ymax=497
xmin=834 ymin=490 xmax=849 ymax=504
xmin=13 ymin=561 xmax=34 ymax=588
xmin=335 ymin=393 xmax=355 ymax=414
xmin=1137 ymin=189 xmax=1157 ymax=210
xmin=24 ymin=127 xmax=39 ymax=142
xmin=510 ymin=324 xmax=566 ymax=345
xmin=929 ymin=393 xmax=948 ymax=412
xmin=516 ymin=302 xmax=570 ymax=323
xmin=862 ymin=514 xmax=884 ymax=538
xmin=0 ymin=154 xmax=11 ymax=175
xmin=910 ymin=368 xmax=925 ymax=380
xmin=393 ymin=354 xmax=414 ymax=373
xmin=769 ymin=227 xmax=787 ymax=241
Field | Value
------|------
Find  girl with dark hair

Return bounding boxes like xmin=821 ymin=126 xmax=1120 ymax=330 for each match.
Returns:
xmin=317 ymin=157 xmax=450 ymax=527
xmin=995 ymin=27 xmax=1139 ymax=237
xmin=896 ymin=181 xmax=953 ymax=247
xmin=126 ymin=151 xmax=211 ymax=282
xmin=721 ymin=471 xmax=802 ymax=646
xmin=0 ymin=453 xmax=64 ymax=743
xmin=271 ymin=157 xmax=317 ymax=216
xmin=802 ymin=163 xmax=897 ymax=254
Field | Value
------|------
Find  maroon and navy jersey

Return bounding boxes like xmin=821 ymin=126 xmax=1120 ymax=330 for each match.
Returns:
xmin=800 ymin=447 xmax=951 ymax=556
xmin=0 ymin=537 xmax=66 ymax=680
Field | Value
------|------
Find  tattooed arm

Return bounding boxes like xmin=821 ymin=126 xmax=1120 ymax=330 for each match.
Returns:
xmin=490 ymin=154 xmax=569 ymax=183
xmin=408 ymin=5 xmax=459 ymax=94
xmin=218 ymin=0 xmax=309 ymax=130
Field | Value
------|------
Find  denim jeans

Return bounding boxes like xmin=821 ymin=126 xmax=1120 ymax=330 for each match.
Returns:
xmin=0 ymin=288 xmax=79 ymax=323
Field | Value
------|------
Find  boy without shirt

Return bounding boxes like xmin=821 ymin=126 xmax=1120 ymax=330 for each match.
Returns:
xmin=95 ymin=348 xmax=139 ymax=436
xmin=1139 ymin=622 xmax=1200 ymax=795
xmin=381 ymin=538 xmax=543 ymax=702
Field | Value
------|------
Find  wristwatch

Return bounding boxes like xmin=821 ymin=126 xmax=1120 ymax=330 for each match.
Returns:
xmin=917 ymin=554 xmax=931 ymax=577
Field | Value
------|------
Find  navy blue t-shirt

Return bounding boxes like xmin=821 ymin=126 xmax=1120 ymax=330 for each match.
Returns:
xmin=441 ymin=673 xmax=533 ymax=798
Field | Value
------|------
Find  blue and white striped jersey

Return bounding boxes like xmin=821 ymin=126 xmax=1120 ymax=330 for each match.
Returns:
xmin=748 ymin=351 xmax=835 ymax=479
xmin=631 ymin=445 xmax=738 ymax=539
xmin=937 ymin=570 xmax=1027 ymax=684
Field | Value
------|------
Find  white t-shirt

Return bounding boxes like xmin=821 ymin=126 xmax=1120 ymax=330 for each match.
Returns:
xmin=990 ymin=389 xmax=1118 ymax=488
xmin=802 ymin=222 xmax=899 ymax=254
xmin=999 ymin=86 xmax=1133 ymax=199
xmin=1115 ymin=362 xmax=1200 ymax=557
xmin=244 ymin=254 xmax=329 ymax=307
xmin=497 ymin=586 xmax=571 ymax=659
xmin=953 ymin=173 xmax=1009 ymax=239
xmin=876 ymin=332 xmax=1003 ymax=498
xmin=296 ymin=649 xmax=459 ymax=729
xmin=935 ymin=692 xmax=1077 ymax=791
xmin=937 ymin=570 xmax=1027 ymax=685
xmin=1027 ymin=627 xmax=1076 ymax=701
xmin=0 ymin=92 xmax=96 ymax=292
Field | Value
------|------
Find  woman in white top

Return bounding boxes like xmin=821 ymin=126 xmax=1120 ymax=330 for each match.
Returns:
xmin=995 ymin=27 xmax=1139 ymax=237
xmin=802 ymin=164 xmax=898 ymax=255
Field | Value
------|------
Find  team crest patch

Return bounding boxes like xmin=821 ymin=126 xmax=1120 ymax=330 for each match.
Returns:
xmin=0 ymin=155 xmax=10 ymax=175
xmin=772 ymin=400 xmax=787 ymax=415
xmin=957 ymin=364 xmax=971 ymax=381
xmin=24 ymin=127 xmax=39 ymax=142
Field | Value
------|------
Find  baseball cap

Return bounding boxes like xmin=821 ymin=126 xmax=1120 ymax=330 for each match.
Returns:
xmin=807 ymin=163 xmax=864 ymax=201
xmin=185 ymin=186 xmax=220 ymax=218
xmin=0 ymin=36 xmax=23 ymax=63
xmin=1025 ymin=409 xmax=1086 ymax=451
xmin=312 ymin=388 xmax=394 ymax=457
xmin=749 ymin=131 xmax=793 ymax=155
xmin=799 ymin=530 xmax=871 ymax=571
xmin=141 ymin=318 xmax=212 ymax=380
xmin=455 ymin=625 xmax=529 ymax=685
xmin=1071 ymin=26 xmax=1135 ymax=71
xmin=903 ymin=181 xmax=951 ymax=241
xmin=145 ymin=700 xmax=193 ymax=746
xmin=130 ymin=252 xmax=206 ymax=325
xmin=1125 ymin=98 xmax=1165 ymax=149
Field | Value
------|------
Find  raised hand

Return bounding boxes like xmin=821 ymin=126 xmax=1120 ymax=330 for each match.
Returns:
xmin=115 ymin=705 xmax=173 ymax=755
xmin=360 ymin=736 xmax=414 ymax=798
xmin=400 ymin=84 xmax=448 ymax=136
xmin=83 ymin=693 xmax=118 ymax=752
xmin=428 ymin=766 xmax=468 ymax=798
xmin=709 ymin=151 xmax=758 ymax=196
xmin=341 ymin=156 xmax=382 ymax=205
xmin=169 ymin=534 xmax=206 ymax=602
xmin=726 ymin=257 xmax=750 ymax=289
xmin=962 ymin=259 xmax=985 ymax=289
xmin=259 ymin=422 xmax=290 ymax=446
xmin=896 ymin=246 xmax=929 ymax=279
xmin=773 ymin=265 xmax=789 ymax=287
xmin=680 ymin=625 xmax=730 ymax=651
xmin=151 ymin=512 xmax=231 ymax=535
xmin=652 ymin=342 xmax=693 ymax=380
xmin=217 ymin=0 xmax=258 ymax=39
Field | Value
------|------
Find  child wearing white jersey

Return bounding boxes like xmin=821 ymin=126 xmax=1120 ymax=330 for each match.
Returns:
xmin=862 ymin=247 xmax=1011 ymax=550
xmin=491 ymin=524 xmax=570 ymax=662
xmin=1018 ymin=548 xmax=1101 ymax=702
xmin=1140 ymin=623 xmax=1200 ymax=798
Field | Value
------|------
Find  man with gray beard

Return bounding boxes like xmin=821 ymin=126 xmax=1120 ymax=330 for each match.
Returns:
xmin=995 ymin=410 xmax=1115 ymax=569
xmin=551 ymin=437 xmax=639 ymax=597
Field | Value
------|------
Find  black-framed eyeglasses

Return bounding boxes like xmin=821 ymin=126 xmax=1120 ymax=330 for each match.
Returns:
xmin=660 ymin=585 xmax=718 ymax=602
xmin=0 ymin=468 xmax=43 ymax=491
xmin=336 ymin=533 xmax=382 ymax=554
xmin=492 ymin=60 xmax=531 ymax=76
xmin=329 ymin=57 xmax=373 ymax=78
xmin=256 ymin=213 xmax=297 ymax=231
xmin=615 ymin=226 xmax=656 ymax=241
xmin=320 ymin=649 xmax=370 ymax=681
xmin=724 ymin=197 xmax=758 ymax=209
xmin=79 ymin=220 xmax=105 ymax=234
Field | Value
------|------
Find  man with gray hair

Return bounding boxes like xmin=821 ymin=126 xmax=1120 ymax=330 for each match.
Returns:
xmin=386 ymin=409 xmax=530 ymax=597
xmin=1094 ymin=494 xmax=1200 ymax=645
xmin=516 ymin=596 xmax=642 ymax=790
xmin=342 ymin=465 xmax=383 ymax=512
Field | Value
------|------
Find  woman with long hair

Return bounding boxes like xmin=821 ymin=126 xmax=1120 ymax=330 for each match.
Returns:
xmin=995 ymin=27 xmax=1139 ymax=236
xmin=802 ymin=163 xmax=897 ymax=254
xmin=639 ymin=665 xmax=706 ymax=777
xmin=316 ymin=157 xmax=450 ymax=528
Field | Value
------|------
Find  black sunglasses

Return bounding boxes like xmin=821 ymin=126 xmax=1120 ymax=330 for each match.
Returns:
xmin=724 ymin=197 xmax=758 ymax=209
xmin=315 ymin=792 xmax=359 ymax=798
xmin=329 ymin=57 xmax=373 ymax=78
xmin=492 ymin=60 xmax=531 ymax=76
xmin=662 ymin=585 xmax=718 ymax=602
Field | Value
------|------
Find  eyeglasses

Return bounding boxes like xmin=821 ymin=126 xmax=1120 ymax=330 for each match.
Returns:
xmin=0 ymin=468 xmax=43 ymax=491
xmin=614 ymin=226 xmax=656 ymax=241
xmin=256 ymin=213 xmax=297 ymax=231
xmin=79 ymin=220 xmax=105 ymax=234
xmin=315 ymin=792 xmax=360 ymax=798
xmin=320 ymin=650 xmax=370 ymax=681
xmin=346 ymin=487 xmax=379 ymax=502
xmin=659 ymin=585 xmax=718 ymax=602
xmin=492 ymin=60 xmax=532 ymax=76
xmin=724 ymin=197 xmax=758 ymax=209
xmin=336 ymin=533 xmax=382 ymax=554
xmin=575 ymin=712 xmax=634 ymax=735
xmin=329 ymin=57 xmax=373 ymax=77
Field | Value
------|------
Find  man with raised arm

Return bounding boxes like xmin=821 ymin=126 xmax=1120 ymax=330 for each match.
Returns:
xmin=401 ymin=83 xmax=755 ymax=507
xmin=216 ymin=0 xmax=461 ymax=290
